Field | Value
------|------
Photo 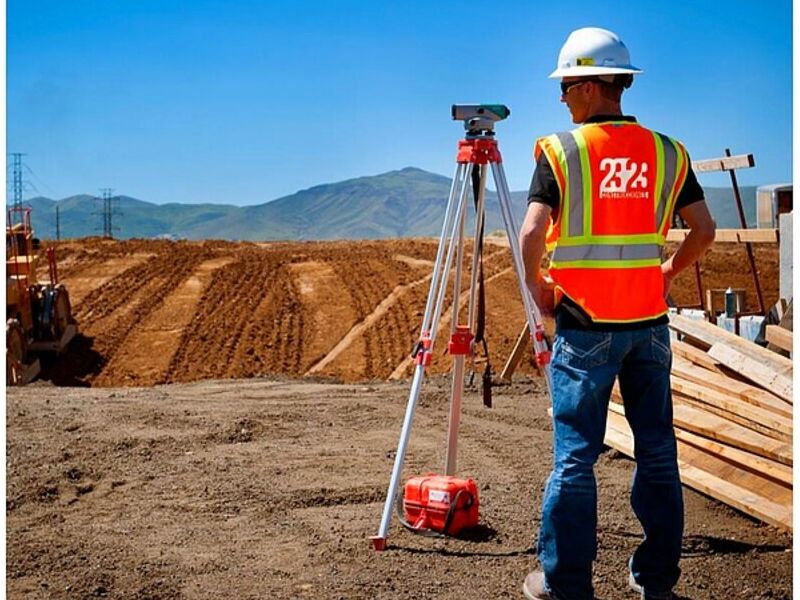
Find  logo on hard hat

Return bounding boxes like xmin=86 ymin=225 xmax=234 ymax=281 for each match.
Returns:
xmin=576 ymin=57 xmax=595 ymax=66
xmin=599 ymin=158 xmax=649 ymax=199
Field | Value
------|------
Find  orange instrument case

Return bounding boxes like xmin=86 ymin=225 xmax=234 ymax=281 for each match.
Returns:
xmin=403 ymin=474 xmax=479 ymax=536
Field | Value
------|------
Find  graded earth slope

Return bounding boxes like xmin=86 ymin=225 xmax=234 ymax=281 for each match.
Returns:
xmin=39 ymin=237 xmax=780 ymax=388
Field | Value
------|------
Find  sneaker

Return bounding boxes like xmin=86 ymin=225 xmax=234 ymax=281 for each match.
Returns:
xmin=523 ymin=570 xmax=555 ymax=600
xmin=628 ymin=572 xmax=674 ymax=599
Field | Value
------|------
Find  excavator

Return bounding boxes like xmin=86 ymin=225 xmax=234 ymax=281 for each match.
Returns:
xmin=6 ymin=206 xmax=77 ymax=385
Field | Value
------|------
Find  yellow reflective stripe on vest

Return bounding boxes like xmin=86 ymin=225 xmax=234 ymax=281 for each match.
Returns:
xmin=550 ymin=257 xmax=663 ymax=269
xmin=654 ymin=132 xmax=678 ymax=235
xmin=556 ymin=233 xmax=661 ymax=245
xmin=552 ymin=131 xmax=584 ymax=238
xmin=574 ymin=129 xmax=593 ymax=238
xmin=663 ymin=141 xmax=687 ymax=234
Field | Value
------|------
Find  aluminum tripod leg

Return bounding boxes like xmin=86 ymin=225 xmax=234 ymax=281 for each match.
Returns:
xmin=444 ymin=163 xmax=488 ymax=476
xmin=443 ymin=179 xmax=469 ymax=476
xmin=490 ymin=161 xmax=553 ymax=396
xmin=371 ymin=162 xmax=474 ymax=550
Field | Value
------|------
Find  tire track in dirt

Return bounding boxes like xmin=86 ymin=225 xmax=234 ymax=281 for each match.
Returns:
xmin=323 ymin=254 xmax=421 ymax=380
xmin=288 ymin=260 xmax=356 ymax=371
xmin=91 ymin=256 xmax=236 ymax=386
xmin=166 ymin=250 xmax=282 ymax=382
xmin=389 ymin=262 xmax=515 ymax=380
xmin=60 ymin=254 xmax=155 ymax=306
xmin=233 ymin=262 xmax=305 ymax=378
xmin=88 ymin=245 xmax=217 ymax=386
xmin=304 ymin=272 xmax=432 ymax=376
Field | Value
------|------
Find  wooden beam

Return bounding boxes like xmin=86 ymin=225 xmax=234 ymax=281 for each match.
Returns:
xmin=672 ymin=356 xmax=792 ymax=418
xmin=766 ymin=325 xmax=793 ymax=353
xmin=610 ymin=389 xmax=792 ymax=465
xmin=708 ymin=343 xmax=793 ymax=403
xmin=604 ymin=408 xmax=791 ymax=531
xmin=692 ymin=153 xmax=755 ymax=173
xmin=676 ymin=448 xmax=792 ymax=531
xmin=671 ymin=340 xmax=725 ymax=374
xmin=607 ymin=402 xmax=792 ymax=486
xmin=669 ymin=314 xmax=793 ymax=377
xmin=665 ymin=228 xmax=778 ymax=243
xmin=499 ymin=323 xmax=530 ymax=382
xmin=672 ymin=402 xmax=792 ymax=465
xmin=670 ymin=378 xmax=792 ymax=440
xmin=675 ymin=428 xmax=792 ymax=488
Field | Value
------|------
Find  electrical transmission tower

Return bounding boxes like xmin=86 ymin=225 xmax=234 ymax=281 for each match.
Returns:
xmin=95 ymin=188 xmax=123 ymax=238
xmin=8 ymin=153 xmax=27 ymax=210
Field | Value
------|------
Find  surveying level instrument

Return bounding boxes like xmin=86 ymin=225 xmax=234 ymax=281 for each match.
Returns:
xmin=370 ymin=104 xmax=553 ymax=551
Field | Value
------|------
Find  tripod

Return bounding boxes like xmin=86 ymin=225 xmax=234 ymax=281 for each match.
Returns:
xmin=371 ymin=105 xmax=552 ymax=551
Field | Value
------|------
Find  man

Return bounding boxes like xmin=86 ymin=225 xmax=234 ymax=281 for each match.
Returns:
xmin=519 ymin=27 xmax=716 ymax=600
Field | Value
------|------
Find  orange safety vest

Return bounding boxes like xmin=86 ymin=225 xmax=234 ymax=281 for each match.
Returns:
xmin=535 ymin=121 xmax=689 ymax=323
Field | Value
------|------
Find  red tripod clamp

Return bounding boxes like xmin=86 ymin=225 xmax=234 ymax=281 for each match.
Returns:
xmin=533 ymin=325 xmax=551 ymax=366
xmin=448 ymin=326 xmax=473 ymax=356
xmin=456 ymin=138 xmax=502 ymax=165
xmin=413 ymin=335 xmax=433 ymax=367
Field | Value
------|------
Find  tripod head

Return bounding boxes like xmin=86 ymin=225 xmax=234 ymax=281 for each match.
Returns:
xmin=451 ymin=104 xmax=510 ymax=138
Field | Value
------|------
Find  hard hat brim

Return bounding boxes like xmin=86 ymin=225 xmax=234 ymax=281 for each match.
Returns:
xmin=548 ymin=65 xmax=642 ymax=78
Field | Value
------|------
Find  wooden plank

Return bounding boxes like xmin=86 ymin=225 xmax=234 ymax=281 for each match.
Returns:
xmin=666 ymin=228 xmax=778 ymax=244
xmin=675 ymin=428 xmax=792 ymax=488
xmin=708 ymin=343 xmax=793 ymax=403
xmin=669 ymin=314 xmax=793 ymax=376
xmin=676 ymin=453 xmax=792 ymax=531
xmin=779 ymin=300 xmax=793 ymax=332
xmin=671 ymin=402 xmax=792 ymax=465
xmin=607 ymin=403 xmax=792 ymax=487
xmin=767 ymin=298 xmax=793 ymax=352
xmin=672 ymin=378 xmax=792 ymax=440
xmin=672 ymin=356 xmax=792 ymax=418
xmin=613 ymin=384 xmax=791 ymax=443
xmin=604 ymin=409 xmax=792 ymax=531
xmin=765 ymin=325 xmax=792 ymax=353
xmin=671 ymin=340 xmax=725 ymax=374
xmin=673 ymin=391 xmax=790 ymax=443
xmin=691 ymin=153 xmax=755 ymax=173
xmin=499 ymin=324 xmax=529 ymax=382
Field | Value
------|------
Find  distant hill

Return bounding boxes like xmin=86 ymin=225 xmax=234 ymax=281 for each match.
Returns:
xmin=15 ymin=167 xmax=758 ymax=241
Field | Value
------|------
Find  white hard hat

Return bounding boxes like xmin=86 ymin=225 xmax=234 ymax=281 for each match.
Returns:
xmin=549 ymin=27 xmax=642 ymax=78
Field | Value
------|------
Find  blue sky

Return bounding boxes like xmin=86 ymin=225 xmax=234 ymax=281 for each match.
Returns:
xmin=7 ymin=0 xmax=794 ymax=206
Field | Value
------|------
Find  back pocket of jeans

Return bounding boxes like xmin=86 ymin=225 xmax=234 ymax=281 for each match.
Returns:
xmin=555 ymin=329 xmax=611 ymax=370
xmin=650 ymin=325 xmax=672 ymax=364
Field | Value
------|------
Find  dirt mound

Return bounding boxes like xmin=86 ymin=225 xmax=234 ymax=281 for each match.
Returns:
xmin=41 ymin=238 xmax=780 ymax=388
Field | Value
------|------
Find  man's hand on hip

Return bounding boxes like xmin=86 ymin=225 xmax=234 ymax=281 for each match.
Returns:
xmin=529 ymin=274 xmax=555 ymax=317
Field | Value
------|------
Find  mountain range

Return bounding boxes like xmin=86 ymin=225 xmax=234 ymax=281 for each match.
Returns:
xmin=16 ymin=167 xmax=758 ymax=241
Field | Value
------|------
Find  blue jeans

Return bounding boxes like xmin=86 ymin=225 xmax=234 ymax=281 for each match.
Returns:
xmin=537 ymin=324 xmax=683 ymax=600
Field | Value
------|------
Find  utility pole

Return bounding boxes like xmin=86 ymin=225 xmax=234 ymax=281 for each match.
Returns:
xmin=9 ymin=152 xmax=26 ymax=210
xmin=56 ymin=205 xmax=61 ymax=241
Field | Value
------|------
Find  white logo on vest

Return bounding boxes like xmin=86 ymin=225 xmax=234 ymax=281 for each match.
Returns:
xmin=599 ymin=158 xmax=649 ymax=199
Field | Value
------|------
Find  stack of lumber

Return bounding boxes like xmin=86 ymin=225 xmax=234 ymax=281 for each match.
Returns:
xmin=603 ymin=313 xmax=793 ymax=531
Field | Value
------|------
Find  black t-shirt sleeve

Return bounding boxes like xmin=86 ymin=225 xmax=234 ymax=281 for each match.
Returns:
xmin=673 ymin=157 xmax=704 ymax=212
xmin=527 ymin=152 xmax=560 ymax=212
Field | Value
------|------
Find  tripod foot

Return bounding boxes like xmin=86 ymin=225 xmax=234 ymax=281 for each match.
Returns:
xmin=370 ymin=536 xmax=387 ymax=551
